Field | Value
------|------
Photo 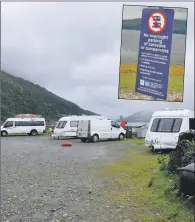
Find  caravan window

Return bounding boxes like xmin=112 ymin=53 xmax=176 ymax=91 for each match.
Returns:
xmin=56 ymin=121 xmax=67 ymax=129
xmin=150 ymin=118 xmax=183 ymax=133
xmin=56 ymin=122 xmax=61 ymax=128
xmin=157 ymin=118 xmax=174 ymax=132
xmin=61 ymin=121 xmax=67 ymax=128
xmin=150 ymin=118 xmax=160 ymax=132
xmin=172 ymin=119 xmax=183 ymax=132
xmin=70 ymin=121 xmax=78 ymax=127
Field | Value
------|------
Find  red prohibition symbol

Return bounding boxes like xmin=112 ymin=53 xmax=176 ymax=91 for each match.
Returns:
xmin=148 ymin=11 xmax=166 ymax=34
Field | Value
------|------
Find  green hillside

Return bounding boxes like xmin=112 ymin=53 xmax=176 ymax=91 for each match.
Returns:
xmin=122 ymin=19 xmax=187 ymax=35
xmin=0 ymin=71 xmax=97 ymax=122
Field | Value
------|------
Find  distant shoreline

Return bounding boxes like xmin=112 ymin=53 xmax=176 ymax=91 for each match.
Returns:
xmin=121 ymin=28 xmax=186 ymax=36
xmin=120 ymin=29 xmax=186 ymax=64
xmin=122 ymin=18 xmax=187 ymax=35
xmin=122 ymin=28 xmax=186 ymax=35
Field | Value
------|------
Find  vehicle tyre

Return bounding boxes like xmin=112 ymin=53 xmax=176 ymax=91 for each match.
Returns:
xmin=92 ymin=134 xmax=99 ymax=143
xmin=1 ymin=131 xmax=8 ymax=137
xmin=119 ymin=133 xmax=125 ymax=140
xmin=30 ymin=130 xmax=38 ymax=136
xmin=81 ymin=138 xmax=87 ymax=143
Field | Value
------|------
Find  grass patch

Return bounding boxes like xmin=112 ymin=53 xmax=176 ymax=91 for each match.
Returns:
xmin=168 ymin=74 xmax=184 ymax=93
xmin=100 ymin=148 xmax=194 ymax=221
xmin=123 ymin=137 xmax=145 ymax=145
xmin=119 ymin=63 xmax=184 ymax=96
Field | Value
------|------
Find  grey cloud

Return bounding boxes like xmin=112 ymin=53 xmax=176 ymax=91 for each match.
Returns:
xmin=123 ymin=3 xmax=189 ymax=20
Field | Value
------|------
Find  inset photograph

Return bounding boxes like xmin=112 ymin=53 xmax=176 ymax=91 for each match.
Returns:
xmin=118 ymin=5 xmax=188 ymax=102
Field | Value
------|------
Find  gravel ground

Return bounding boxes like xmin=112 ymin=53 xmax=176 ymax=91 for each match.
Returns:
xmin=1 ymin=136 xmax=132 ymax=222
xmin=119 ymin=89 xmax=183 ymax=102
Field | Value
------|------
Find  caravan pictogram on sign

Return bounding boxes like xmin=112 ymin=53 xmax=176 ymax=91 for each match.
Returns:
xmin=148 ymin=11 xmax=166 ymax=33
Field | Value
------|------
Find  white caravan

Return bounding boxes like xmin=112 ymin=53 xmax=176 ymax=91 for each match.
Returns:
xmin=52 ymin=115 xmax=107 ymax=139
xmin=77 ymin=119 xmax=126 ymax=142
xmin=145 ymin=109 xmax=194 ymax=151
xmin=1 ymin=115 xmax=46 ymax=136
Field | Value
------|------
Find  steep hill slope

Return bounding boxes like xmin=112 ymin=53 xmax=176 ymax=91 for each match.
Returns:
xmin=0 ymin=71 xmax=97 ymax=122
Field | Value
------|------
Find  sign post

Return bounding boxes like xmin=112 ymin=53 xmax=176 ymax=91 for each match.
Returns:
xmin=135 ymin=8 xmax=175 ymax=100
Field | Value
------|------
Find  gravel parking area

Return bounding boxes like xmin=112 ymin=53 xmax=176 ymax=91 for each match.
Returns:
xmin=1 ymin=136 xmax=131 ymax=222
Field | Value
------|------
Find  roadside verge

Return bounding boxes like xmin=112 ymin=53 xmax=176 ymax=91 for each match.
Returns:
xmin=99 ymin=139 xmax=194 ymax=222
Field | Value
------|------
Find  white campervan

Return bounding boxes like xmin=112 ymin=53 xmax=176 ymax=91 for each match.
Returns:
xmin=1 ymin=115 xmax=46 ymax=136
xmin=145 ymin=109 xmax=194 ymax=151
xmin=52 ymin=115 xmax=107 ymax=139
xmin=77 ymin=119 xmax=126 ymax=142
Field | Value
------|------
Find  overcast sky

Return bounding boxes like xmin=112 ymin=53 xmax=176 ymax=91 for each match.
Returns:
xmin=1 ymin=2 xmax=194 ymax=119
xmin=123 ymin=5 xmax=188 ymax=20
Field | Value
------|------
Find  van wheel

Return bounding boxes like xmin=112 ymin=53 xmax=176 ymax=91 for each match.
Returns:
xmin=81 ymin=138 xmax=87 ymax=143
xmin=92 ymin=134 xmax=99 ymax=143
xmin=119 ymin=133 xmax=125 ymax=140
xmin=1 ymin=131 xmax=8 ymax=137
xmin=30 ymin=130 xmax=38 ymax=136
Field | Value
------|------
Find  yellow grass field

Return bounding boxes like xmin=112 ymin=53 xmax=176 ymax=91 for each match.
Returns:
xmin=119 ymin=63 xmax=185 ymax=101
xmin=120 ymin=64 xmax=185 ymax=76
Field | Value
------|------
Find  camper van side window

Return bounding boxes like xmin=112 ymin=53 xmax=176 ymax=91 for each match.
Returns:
xmin=20 ymin=121 xmax=30 ymax=126
xmin=157 ymin=118 xmax=174 ymax=132
xmin=150 ymin=118 xmax=160 ymax=132
xmin=15 ymin=121 xmax=21 ymax=126
xmin=172 ymin=118 xmax=182 ymax=132
xmin=70 ymin=121 xmax=78 ymax=127
xmin=32 ymin=121 xmax=45 ymax=126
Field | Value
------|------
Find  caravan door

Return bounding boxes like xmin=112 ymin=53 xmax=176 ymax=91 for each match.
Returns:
xmin=67 ymin=120 xmax=78 ymax=137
